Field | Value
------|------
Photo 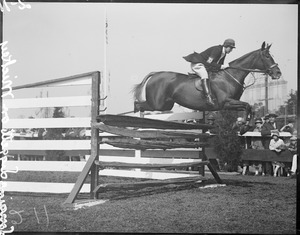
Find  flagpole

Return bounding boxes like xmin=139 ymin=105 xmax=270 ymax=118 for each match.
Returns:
xmin=102 ymin=7 xmax=108 ymax=114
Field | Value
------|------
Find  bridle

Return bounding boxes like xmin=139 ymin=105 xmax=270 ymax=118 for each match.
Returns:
xmin=229 ymin=63 xmax=278 ymax=74
xmin=224 ymin=50 xmax=279 ymax=88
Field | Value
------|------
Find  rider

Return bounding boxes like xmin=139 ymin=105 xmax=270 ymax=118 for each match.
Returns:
xmin=183 ymin=39 xmax=236 ymax=106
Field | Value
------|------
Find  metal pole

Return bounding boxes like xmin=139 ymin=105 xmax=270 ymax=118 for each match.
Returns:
xmin=265 ymin=74 xmax=268 ymax=115
xmin=285 ymin=105 xmax=287 ymax=125
xmin=102 ymin=7 xmax=108 ymax=114
xmin=0 ymin=12 xmax=3 ymax=179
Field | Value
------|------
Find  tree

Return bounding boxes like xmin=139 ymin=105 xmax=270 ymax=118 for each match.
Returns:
xmin=286 ymin=90 xmax=297 ymax=116
xmin=212 ymin=110 xmax=243 ymax=172
xmin=44 ymin=107 xmax=67 ymax=161
xmin=276 ymin=90 xmax=297 ymax=117
xmin=252 ymin=102 xmax=265 ymax=118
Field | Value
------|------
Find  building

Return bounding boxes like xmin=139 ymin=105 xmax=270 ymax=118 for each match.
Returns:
xmin=241 ymin=74 xmax=288 ymax=112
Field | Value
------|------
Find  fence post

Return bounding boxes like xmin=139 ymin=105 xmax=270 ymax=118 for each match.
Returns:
xmin=90 ymin=72 xmax=101 ymax=198
xmin=63 ymin=71 xmax=101 ymax=205
xmin=198 ymin=111 xmax=206 ymax=176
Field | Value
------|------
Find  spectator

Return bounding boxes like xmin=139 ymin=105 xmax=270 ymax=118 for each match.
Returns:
xmin=207 ymin=114 xmax=215 ymax=125
xmin=232 ymin=117 xmax=251 ymax=148
xmin=242 ymin=117 xmax=264 ymax=175
xmin=261 ymin=113 xmax=279 ymax=144
xmin=286 ymin=135 xmax=297 ymax=178
xmin=269 ymin=130 xmax=286 ymax=177
xmin=292 ymin=130 xmax=297 ymax=136
xmin=232 ymin=117 xmax=250 ymax=134
xmin=65 ymin=128 xmax=86 ymax=140
xmin=206 ymin=114 xmax=219 ymax=135
xmin=263 ymin=114 xmax=270 ymax=124
xmin=261 ymin=113 xmax=279 ymax=175
xmin=280 ymin=121 xmax=295 ymax=134
xmin=250 ymin=117 xmax=264 ymax=175
xmin=250 ymin=118 xmax=264 ymax=150
xmin=38 ymin=128 xmax=47 ymax=140
xmin=269 ymin=130 xmax=285 ymax=152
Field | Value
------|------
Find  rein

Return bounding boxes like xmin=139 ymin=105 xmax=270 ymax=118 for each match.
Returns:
xmin=229 ymin=63 xmax=278 ymax=73
xmin=224 ymin=70 xmax=245 ymax=88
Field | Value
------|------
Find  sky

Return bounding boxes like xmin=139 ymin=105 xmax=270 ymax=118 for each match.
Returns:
xmin=2 ymin=2 xmax=298 ymax=116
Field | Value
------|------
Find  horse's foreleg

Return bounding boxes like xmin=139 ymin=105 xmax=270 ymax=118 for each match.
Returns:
xmin=223 ymin=98 xmax=252 ymax=121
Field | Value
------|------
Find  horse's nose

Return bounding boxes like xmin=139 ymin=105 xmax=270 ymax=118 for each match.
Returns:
xmin=277 ymin=70 xmax=282 ymax=78
xmin=272 ymin=69 xmax=281 ymax=79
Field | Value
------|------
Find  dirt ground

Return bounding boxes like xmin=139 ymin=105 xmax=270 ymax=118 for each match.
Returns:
xmin=3 ymin=172 xmax=297 ymax=234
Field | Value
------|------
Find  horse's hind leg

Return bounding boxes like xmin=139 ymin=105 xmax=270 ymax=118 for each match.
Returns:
xmin=134 ymin=100 xmax=174 ymax=113
xmin=161 ymin=100 xmax=175 ymax=111
xmin=147 ymin=90 xmax=175 ymax=111
xmin=134 ymin=101 xmax=155 ymax=112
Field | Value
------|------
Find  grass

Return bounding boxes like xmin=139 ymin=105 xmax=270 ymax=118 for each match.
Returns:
xmin=3 ymin=171 xmax=297 ymax=234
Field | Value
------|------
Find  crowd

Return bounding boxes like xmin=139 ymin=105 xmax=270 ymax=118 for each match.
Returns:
xmin=11 ymin=127 xmax=89 ymax=161
xmin=236 ymin=114 xmax=297 ymax=177
xmin=206 ymin=113 xmax=298 ymax=178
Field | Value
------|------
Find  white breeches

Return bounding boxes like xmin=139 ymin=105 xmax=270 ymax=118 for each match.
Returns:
xmin=191 ymin=63 xmax=208 ymax=79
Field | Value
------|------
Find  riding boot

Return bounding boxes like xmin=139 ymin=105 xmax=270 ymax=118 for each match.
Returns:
xmin=201 ymin=79 xmax=215 ymax=106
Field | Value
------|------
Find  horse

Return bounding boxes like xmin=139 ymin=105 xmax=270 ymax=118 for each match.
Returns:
xmin=132 ymin=42 xmax=281 ymax=121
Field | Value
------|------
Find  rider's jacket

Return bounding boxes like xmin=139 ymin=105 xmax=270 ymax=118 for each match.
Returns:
xmin=183 ymin=45 xmax=225 ymax=72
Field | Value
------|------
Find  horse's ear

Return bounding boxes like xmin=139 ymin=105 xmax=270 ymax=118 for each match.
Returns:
xmin=267 ymin=43 xmax=272 ymax=50
xmin=261 ymin=42 xmax=266 ymax=50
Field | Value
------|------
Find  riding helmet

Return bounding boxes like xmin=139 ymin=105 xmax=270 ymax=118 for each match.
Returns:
xmin=223 ymin=39 xmax=236 ymax=48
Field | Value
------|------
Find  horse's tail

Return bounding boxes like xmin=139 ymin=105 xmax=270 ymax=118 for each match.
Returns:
xmin=132 ymin=72 xmax=156 ymax=101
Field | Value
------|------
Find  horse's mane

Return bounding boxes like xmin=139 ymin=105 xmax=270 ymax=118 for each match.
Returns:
xmin=229 ymin=48 xmax=260 ymax=64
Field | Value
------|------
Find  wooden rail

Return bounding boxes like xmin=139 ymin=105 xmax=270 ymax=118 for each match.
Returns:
xmin=95 ymin=160 xmax=210 ymax=169
xmin=241 ymin=149 xmax=293 ymax=162
xmin=97 ymin=114 xmax=212 ymax=130
xmin=100 ymin=138 xmax=209 ymax=150
xmin=94 ymin=122 xmax=209 ymax=139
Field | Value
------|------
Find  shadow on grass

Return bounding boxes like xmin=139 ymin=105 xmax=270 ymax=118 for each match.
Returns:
xmin=81 ymin=180 xmax=206 ymax=201
xmin=5 ymin=175 xmax=276 ymax=204
xmin=220 ymin=178 xmax=275 ymax=187
xmin=95 ymin=177 xmax=275 ymax=201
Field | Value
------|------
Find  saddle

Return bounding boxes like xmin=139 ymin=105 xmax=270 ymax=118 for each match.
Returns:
xmin=187 ymin=72 xmax=217 ymax=104
xmin=187 ymin=73 xmax=201 ymax=91
xmin=187 ymin=73 xmax=213 ymax=92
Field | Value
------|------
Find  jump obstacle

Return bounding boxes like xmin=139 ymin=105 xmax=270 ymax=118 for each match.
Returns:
xmin=2 ymin=71 xmax=222 ymax=207
xmin=63 ymin=72 xmax=222 ymax=207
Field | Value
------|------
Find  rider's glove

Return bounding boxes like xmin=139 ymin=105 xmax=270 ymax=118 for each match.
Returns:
xmin=221 ymin=64 xmax=230 ymax=69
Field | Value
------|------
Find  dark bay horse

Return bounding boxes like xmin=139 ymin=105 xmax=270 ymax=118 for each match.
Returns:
xmin=133 ymin=42 xmax=281 ymax=120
